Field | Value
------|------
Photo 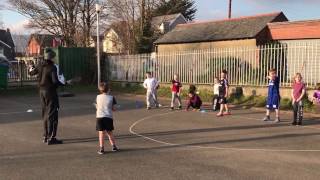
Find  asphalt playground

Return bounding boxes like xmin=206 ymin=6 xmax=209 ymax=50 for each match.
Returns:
xmin=1 ymin=92 xmax=320 ymax=180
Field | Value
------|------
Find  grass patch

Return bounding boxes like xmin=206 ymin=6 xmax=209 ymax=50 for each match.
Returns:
xmin=3 ymin=82 xmax=317 ymax=114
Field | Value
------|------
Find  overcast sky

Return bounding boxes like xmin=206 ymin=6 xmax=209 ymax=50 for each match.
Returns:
xmin=1 ymin=0 xmax=320 ymax=34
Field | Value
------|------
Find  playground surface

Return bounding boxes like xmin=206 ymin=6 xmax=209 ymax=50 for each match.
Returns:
xmin=1 ymin=93 xmax=320 ymax=180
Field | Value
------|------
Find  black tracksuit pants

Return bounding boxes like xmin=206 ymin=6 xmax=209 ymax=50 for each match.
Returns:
xmin=212 ymin=95 xmax=220 ymax=111
xmin=40 ymin=89 xmax=59 ymax=139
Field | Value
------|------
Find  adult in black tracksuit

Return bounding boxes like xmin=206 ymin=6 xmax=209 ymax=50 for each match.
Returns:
xmin=29 ymin=49 xmax=63 ymax=145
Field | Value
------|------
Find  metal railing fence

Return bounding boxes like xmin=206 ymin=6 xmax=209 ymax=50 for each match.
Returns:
xmin=106 ymin=42 xmax=320 ymax=88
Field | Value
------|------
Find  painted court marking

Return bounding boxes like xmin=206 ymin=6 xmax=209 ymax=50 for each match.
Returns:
xmin=129 ymin=111 xmax=320 ymax=152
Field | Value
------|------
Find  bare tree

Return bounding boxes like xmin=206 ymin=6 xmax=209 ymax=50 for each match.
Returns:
xmin=105 ymin=0 xmax=160 ymax=54
xmin=9 ymin=0 xmax=81 ymax=47
xmin=76 ymin=0 xmax=108 ymax=47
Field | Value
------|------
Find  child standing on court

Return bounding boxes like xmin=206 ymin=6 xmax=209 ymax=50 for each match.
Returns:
xmin=217 ymin=70 xmax=231 ymax=117
xmin=143 ymin=72 xmax=160 ymax=110
xmin=171 ymin=74 xmax=182 ymax=110
xmin=291 ymin=73 xmax=306 ymax=126
xmin=212 ymin=77 xmax=221 ymax=111
xmin=95 ymin=82 xmax=119 ymax=155
xmin=263 ymin=68 xmax=281 ymax=123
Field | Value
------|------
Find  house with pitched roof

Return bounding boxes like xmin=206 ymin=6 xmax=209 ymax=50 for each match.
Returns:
xmin=0 ymin=28 xmax=15 ymax=61
xmin=12 ymin=35 xmax=29 ymax=57
xmin=154 ymin=12 xmax=288 ymax=53
xmin=27 ymin=34 xmax=62 ymax=56
xmin=151 ymin=13 xmax=187 ymax=34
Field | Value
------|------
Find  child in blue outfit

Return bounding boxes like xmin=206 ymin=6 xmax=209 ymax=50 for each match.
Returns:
xmin=263 ymin=68 xmax=281 ymax=123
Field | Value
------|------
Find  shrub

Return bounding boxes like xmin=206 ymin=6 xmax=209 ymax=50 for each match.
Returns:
xmin=280 ymin=98 xmax=292 ymax=110
xmin=253 ymin=96 xmax=266 ymax=107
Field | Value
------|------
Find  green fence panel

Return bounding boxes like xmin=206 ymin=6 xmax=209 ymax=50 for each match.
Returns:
xmin=49 ymin=47 xmax=96 ymax=83
xmin=0 ymin=65 xmax=8 ymax=89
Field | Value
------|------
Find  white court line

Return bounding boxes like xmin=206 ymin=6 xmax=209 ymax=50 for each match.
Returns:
xmin=129 ymin=111 xmax=320 ymax=152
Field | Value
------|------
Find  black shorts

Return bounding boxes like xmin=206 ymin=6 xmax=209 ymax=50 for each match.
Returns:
xmin=96 ymin=117 xmax=114 ymax=131
xmin=219 ymin=96 xmax=228 ymax=104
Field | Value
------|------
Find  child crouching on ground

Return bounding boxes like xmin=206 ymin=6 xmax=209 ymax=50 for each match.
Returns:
xmin=171 ymin=74 xmax=182 ymax=110
xmin=95 ymin=82 xmax=119 ymax=155
xmin=291 ymin=73 xmax=306 ymax=126
xmin=186 ymin=85 xmax=202 ymax=111
xmin=313 ymin=86 xmax=320 ymax=104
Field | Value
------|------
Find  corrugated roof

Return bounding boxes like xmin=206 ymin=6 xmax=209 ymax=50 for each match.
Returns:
xmin=268 ymin=19 xmax=320 ymax=40
xmin=155 ymin=12 xmax=288 ymax=44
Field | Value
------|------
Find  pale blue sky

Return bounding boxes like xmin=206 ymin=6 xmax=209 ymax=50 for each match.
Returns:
xmin=1 ymin=0 xmax=320 ymax=34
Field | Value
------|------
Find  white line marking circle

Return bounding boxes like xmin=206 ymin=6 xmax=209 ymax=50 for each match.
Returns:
xmin=129 ymin=111 xmax=320 ymax=152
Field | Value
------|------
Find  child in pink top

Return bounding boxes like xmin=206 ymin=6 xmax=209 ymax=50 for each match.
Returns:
xmin=291 ymin=73 xmax=306 ymax=126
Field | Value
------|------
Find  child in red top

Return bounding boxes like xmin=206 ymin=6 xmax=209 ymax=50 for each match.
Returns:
xmin=171 ymin=74 xmax=182 ymax=110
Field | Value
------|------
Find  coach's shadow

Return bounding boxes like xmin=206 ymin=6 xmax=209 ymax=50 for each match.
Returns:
xmin=62 ymin=122 xmax=292 ymax=144
xmin=62 ymin=134 xmax=138 ymax=144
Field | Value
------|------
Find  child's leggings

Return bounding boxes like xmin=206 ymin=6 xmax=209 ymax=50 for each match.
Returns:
xmin=171 ymin=92 xmax=182 ymax=107
xmin=212 ymin=95 xmax=220 ymax=111
xmin=292 ymin=101 xmax=303 ymax=123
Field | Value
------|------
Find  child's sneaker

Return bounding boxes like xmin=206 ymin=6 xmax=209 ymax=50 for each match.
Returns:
xmin=147 ymin=107 xmax=151 ymax=110
xmin=178 ymin=106 xmax=182 ymax=110
xmin=43 ymin=137 xmax=48 ymax=143
xmin=97 ymin=147 xmax=105 ymax=155
xmin=291 ymin=121 xmax=297 ymax=126
xmin=47 ymin=138 xmax=63 ymax=145
xmin=216 ymin=112 xmax=223 ymax=117
xmin=263 ymin=116 xmax=271 ymax=121
xmin=274 ymin=117 xmax=280 ymax=123
xmin=170 ymin=107 xmax=174 ymax=111
xmin=112 ymin=145 xmax=119 ymax=152
xmin=223 ymin=111 xmax=231 ymax=115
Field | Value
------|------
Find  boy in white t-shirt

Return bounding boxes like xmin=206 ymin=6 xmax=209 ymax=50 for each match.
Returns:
xmin=143 ymin=72 xmax=160 ymax=110
xmin=95 ymin=82 xmax=119 ymax=155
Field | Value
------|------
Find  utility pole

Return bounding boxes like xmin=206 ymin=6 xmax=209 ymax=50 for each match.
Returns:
xmin=228 ymin=0 xmax=232 ymax=19
xmin=141 ymin=0 xmax=146 ymax=34
xmin=96 ymin=3 xmax=101 ymax=88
